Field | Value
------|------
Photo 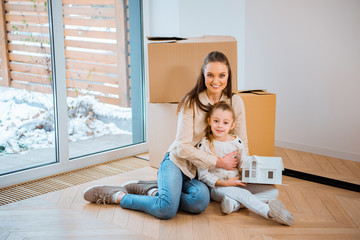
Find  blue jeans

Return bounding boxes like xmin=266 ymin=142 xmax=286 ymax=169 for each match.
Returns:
xmin=120 ymin=153 xmax=210 ymax=219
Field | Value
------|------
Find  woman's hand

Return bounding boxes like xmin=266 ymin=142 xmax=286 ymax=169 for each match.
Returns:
xmin=215 ymin=177 xmax=247 ymax=187
xmin=216 ymin=151 xmax=238 ymax=170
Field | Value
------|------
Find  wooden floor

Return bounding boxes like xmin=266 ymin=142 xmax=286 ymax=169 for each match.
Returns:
xmin=1 ymin=149 xmax=360 ymax=240
xmin=275 ymin=147 xmax=360 ymax=185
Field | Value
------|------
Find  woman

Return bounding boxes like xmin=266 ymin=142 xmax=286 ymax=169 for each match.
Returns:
xmin=83 ymin=51 xmax=248 ymax=219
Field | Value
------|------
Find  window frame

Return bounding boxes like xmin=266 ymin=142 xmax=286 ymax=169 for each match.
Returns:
xmin=0 ymin=0 xmax=147 ymax=188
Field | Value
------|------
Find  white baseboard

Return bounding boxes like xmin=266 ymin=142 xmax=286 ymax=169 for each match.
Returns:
xmin=275 ymin=140 xmax=360 ymax=162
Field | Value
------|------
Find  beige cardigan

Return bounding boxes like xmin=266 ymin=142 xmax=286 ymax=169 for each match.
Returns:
xmin=167 ymin=90 xmax=248 ymax=179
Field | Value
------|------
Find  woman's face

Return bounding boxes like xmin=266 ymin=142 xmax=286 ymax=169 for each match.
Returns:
xmin=204 ymin=62 xmax=229 ymax=96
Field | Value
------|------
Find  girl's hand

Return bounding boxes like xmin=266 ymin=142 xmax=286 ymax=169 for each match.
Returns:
xmin=216 ymin=177 xmax=247 ymax=187
xmin=216 ymin=151 xmax=237 ymax=170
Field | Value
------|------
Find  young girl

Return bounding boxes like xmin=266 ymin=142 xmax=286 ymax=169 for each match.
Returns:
xmin=197 ymin=101 xmax=294 ymax=226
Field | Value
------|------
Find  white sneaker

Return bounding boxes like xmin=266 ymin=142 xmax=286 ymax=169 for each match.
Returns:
xmin=221 ymin=196 xmax=240 ymax=214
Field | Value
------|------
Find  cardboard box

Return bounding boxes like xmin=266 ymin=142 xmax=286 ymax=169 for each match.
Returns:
xmin=236 ymin=90 xmax=276 ymax=156
xmin=148 ymin=103 xmax=178 ymax=168
xmin=148 ymin=90 xmax=276 ymax=168
xmin=148 ymin=35 xmax=237 ymax=103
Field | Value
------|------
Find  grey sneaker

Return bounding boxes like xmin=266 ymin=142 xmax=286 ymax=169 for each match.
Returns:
xmin=122 ymin=180 xmax=158 ymax=195
xmin=83 ymin=185 xmax=128 ymax=204
xmin=269 ymin=199 xmax=294 ymax=226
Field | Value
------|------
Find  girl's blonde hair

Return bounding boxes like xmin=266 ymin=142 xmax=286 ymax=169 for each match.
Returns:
xmin=205 ymin=101 xmax=236 ymax=146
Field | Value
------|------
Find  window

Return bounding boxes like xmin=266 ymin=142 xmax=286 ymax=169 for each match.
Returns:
xmin=252 ymin=161 xmax=256 ymax=168
xmin=0 ymin=0 xmax=145 ymax=187
xmin=251 ymin=161 xmax=256 ymax=178
xmin=61 ymin=0 xmax=145 ymax=159
xmin=0 ymin=0 xmax=56 ymax=175
xmin=245 ymin=170 xmax=249 ymax=178
xmin=268 ymin=171 xmax=274 ymax=179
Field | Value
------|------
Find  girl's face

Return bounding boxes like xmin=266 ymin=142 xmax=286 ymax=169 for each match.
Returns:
xmin=204 ymin=62 xmax=228 ymax=96
xmin=208 ymin=108 xmax=235 ymax=141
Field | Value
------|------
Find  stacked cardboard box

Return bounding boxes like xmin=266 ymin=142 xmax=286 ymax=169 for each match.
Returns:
xmin=148 ymin=35 xmax=239 ymax=167
xmin=147 ymin=36 xmax=276 ymax=168
xmin=148 ymin=103 xmax=178 ymax=168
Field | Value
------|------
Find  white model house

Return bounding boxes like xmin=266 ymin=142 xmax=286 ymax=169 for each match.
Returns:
xmin=241 ymin=155 xmax=284 ymax=185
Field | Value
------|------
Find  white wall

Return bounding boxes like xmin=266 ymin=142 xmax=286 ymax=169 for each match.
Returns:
xmin=144 ymin=0 xmax=360 ymax=162
xmin=143 ymin=0 xmax=246 ymax=89
xmin=144 ymin=0 xmax=180 ymax=37
xmin=245 ymin=0 xmax=360 ymax=161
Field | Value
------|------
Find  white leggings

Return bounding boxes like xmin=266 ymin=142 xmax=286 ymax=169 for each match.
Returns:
xmin=210 ymin=184 xmax=279 ymax=218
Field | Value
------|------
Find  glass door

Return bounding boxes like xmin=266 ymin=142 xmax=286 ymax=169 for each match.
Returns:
xmin=61 ymin=0 xmax=144 ymax=159
xmin=0 ymin=0 xmax=145 ymax=187
xmin=0 ymin=0 xmax=56 ymax=175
